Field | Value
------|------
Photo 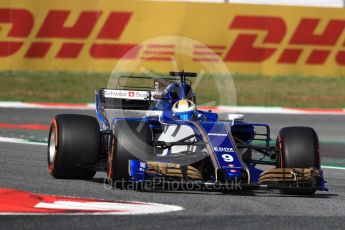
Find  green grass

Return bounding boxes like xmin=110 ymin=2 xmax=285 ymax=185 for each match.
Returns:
xmin=233 ymin=74 xmax=345 ymax=108
xmin=0 ymin=71 xmax=109 ymax=103
xmin=1 ymin=71 xmax=345 ymax=108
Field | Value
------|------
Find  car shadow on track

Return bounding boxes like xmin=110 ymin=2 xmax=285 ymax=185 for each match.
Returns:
xmin=139 ymin=189 xmax=338 ymax=198
xmin=90 ymin=177 xmax=338 ymax=198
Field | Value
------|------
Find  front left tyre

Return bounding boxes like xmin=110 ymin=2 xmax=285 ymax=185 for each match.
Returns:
xmin=48 ymin=114 xmax=100 ymax=179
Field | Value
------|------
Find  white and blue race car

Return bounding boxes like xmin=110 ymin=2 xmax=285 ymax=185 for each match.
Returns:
xmin=47 ymin=71 xmax=326 ymax=195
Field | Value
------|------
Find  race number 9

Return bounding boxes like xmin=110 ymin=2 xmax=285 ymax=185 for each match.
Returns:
xmin=222 ymin=154 xmax=234 ymax=162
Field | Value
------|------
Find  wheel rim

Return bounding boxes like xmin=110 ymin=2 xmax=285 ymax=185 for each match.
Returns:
xmin=49 ymin=127 xmax=56 ymax=164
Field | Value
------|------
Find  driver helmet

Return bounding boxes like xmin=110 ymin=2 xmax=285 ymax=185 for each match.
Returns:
xmin=172 ymin=99 xmax=197 ymax=120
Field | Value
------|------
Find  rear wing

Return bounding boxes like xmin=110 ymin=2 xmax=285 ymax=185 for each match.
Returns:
xmin=97 ymin=88 xmax=154 ymax=110
xmin=95 ymin=72 xmax=197 ymax=128
xmin=96 ymin=88 xmax=160 ymax=129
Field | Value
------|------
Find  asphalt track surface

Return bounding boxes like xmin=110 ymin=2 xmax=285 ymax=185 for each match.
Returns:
xmin=0 ymin=108 xmax=344 ymax=229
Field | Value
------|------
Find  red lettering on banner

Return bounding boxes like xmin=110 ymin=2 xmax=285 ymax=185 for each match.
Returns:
xmin=306 ymin=50 xmax=331 ymax=64
xmin=0 ymin=9 xmax=33 ymax=56
xmin=97 ymin=12 xmax=132 ymax=39
xmin=140 ymin=44 xmax=176 ymax=61
xmin=37 ymin=10 xmax=101 ymax=38
xmin=90 ymin=44 xmax=140 ymax=59
xmin=0 ymin=42 xmax=22 ymax=57
xmin=336 ymin=51 xmax=345 ymax=65
xmin=224 ymin=16 xmax=286 ymax=62
xmin=91 ymin=12 xmax=138 ymax=59
xmin=286 ymin=19 xmax=345 ymax=64
xmin=0 ymin=9 xmax=33 ymax=37
xmin=336 ymin=40 xmax=345 ymax=65
xmin=1 ymin=8 xmax=344 ymax=68
xmin=25 ymin=42 xmax=51 ymax=58
xmin=35 ymin=10 xmax=101 ymax=58
xmin=57 ymin=43 xmax=83 ymax=58
xmin=278 ymin=49 xmax=303 ymax=63
xmin=290 ymin=19 xmax=345 ymax=46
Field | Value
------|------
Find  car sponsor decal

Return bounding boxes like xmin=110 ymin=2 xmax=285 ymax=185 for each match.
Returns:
xmin=201 ymin=122 xmax=244 ymax=178
xmin=214 ymin=147 xmax=235 ymax=153
xmin=221 ymin=154 xmax=234 ymax=162
xmin=103 ymin=89 xmax=149 ymax=100
xmin=208 ymin=133 xmax=227 ymax=136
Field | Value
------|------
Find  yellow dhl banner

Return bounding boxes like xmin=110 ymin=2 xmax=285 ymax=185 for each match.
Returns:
xmin=0 ymin=0 xmax=345 ymax=76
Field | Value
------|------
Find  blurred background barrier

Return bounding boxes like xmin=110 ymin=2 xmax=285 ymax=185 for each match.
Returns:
xmin=0 ymin=0 xmax=345 ymax=77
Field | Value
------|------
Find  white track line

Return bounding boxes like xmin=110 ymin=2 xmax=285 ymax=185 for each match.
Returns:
xmin=0 ymin=102 xmax=345 ymax=115
xmin=31 ymin=201 xmax=183 ymax=215
xmin=0 ymin=202 xmax=183 ymax=216
xmin=0 ymin=137 xmax=47 ymax=146
xmin=321 ymin=165 xmax=345 ymax=170
xmin=0 ymin=102 xmax=94 ymax=110
xmin=218 ymin=106 xmax=345 ymax=115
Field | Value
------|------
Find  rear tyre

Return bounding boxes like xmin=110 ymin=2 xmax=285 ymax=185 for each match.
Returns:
xmin=107 ymin=120 xmax=153 ymax=185
xmin=276 ymin=126 xmax=320 ymax=195
xmin=48 ymin=114 xmax=100 ymax=179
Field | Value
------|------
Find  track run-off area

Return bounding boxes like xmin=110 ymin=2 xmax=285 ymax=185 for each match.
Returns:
xmin=0 ymin=106 xmax=344 ymax=229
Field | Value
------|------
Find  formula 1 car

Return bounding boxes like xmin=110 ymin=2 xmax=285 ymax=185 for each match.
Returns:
xmin=47 ymin=71 xmax=326 ymax=195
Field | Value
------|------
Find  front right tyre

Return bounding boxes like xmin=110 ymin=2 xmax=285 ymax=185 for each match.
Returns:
xmin=107 ymin=120 xmax=154 ymax=184
xmin=276 ymin=126 xmax=320 ymax=195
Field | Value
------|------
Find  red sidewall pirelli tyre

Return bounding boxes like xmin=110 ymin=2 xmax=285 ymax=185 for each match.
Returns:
xmin=48 ymin=114 xmax=100 ymax=180
xmin=107 ymin=120 xmax=153 ymax=184
xmin=276 ymin=126 xmax=320 ymax=195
